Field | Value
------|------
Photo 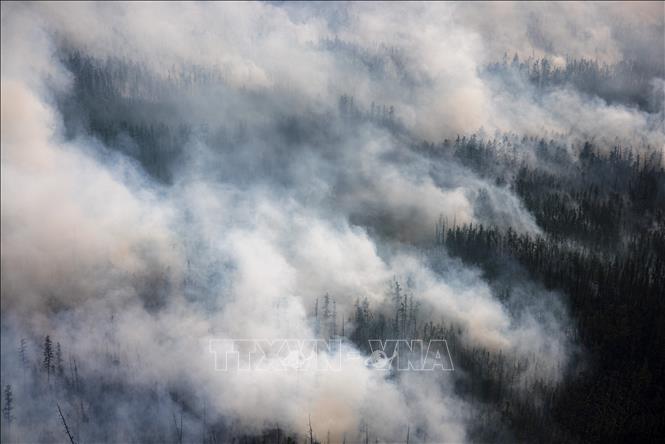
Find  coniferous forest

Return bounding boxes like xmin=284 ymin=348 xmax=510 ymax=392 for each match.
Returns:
xmin=1 ymin=3 xmax=664 ymax=443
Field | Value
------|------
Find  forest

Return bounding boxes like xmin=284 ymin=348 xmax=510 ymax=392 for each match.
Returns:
xmin=1 ymin=2 xmax=664 ymax=444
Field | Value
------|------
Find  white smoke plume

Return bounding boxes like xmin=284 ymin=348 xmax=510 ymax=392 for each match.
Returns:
xmin=1 ymin=2 xmax=661 ymax=442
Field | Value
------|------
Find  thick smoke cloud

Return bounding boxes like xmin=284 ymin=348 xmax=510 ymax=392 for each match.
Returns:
xmin=1 ymin=2 xmax=662 ymax=443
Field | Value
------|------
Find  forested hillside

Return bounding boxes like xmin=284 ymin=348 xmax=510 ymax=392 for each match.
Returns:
xmin=2 ymin=2 xmax=664 ymax=443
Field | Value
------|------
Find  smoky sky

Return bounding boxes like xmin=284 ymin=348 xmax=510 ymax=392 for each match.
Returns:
xmin=1 ymin=2 xmax=663 ymax=443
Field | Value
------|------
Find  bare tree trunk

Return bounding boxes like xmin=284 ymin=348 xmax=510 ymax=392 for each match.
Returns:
xmin=57 ymin=403 xmax=76 ymax=444
xmin=308 ymin=414 xmax=314 ymax=444
xmin=173 ymin=411 xmax=183 ymax=444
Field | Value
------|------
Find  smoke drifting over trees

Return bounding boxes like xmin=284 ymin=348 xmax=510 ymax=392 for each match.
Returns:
xmin=1 ymin=2 xmax=663 ymax=443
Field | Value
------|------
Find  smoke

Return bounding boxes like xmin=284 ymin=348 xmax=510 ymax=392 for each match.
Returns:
xmin=1 ymin=1 xmax=662 ymax=442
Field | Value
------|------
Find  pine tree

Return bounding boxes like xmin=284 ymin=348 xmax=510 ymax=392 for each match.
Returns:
xmin=331 ymin=300 xmax=337 ymax=338
xmin=2 ymin=385 xmax=13 ymax=424
xmin=314 ymin=298 xmax=319 ymax=336
xmin=19 ymin=338 xmax=28 ymax=384
xmin=391 ymin=279 xmax=402 ymax=337
xmin=43 ymin=335 xmax=53 ymax=383
xmin=322 ymin=293 xmax=331 ymax=338
xmin=56 ymin=342 xmax=64 ymax=377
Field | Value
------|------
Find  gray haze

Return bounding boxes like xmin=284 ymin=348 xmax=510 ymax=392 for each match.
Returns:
xmin=1 ymin=2 xmax=663 ymax=443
